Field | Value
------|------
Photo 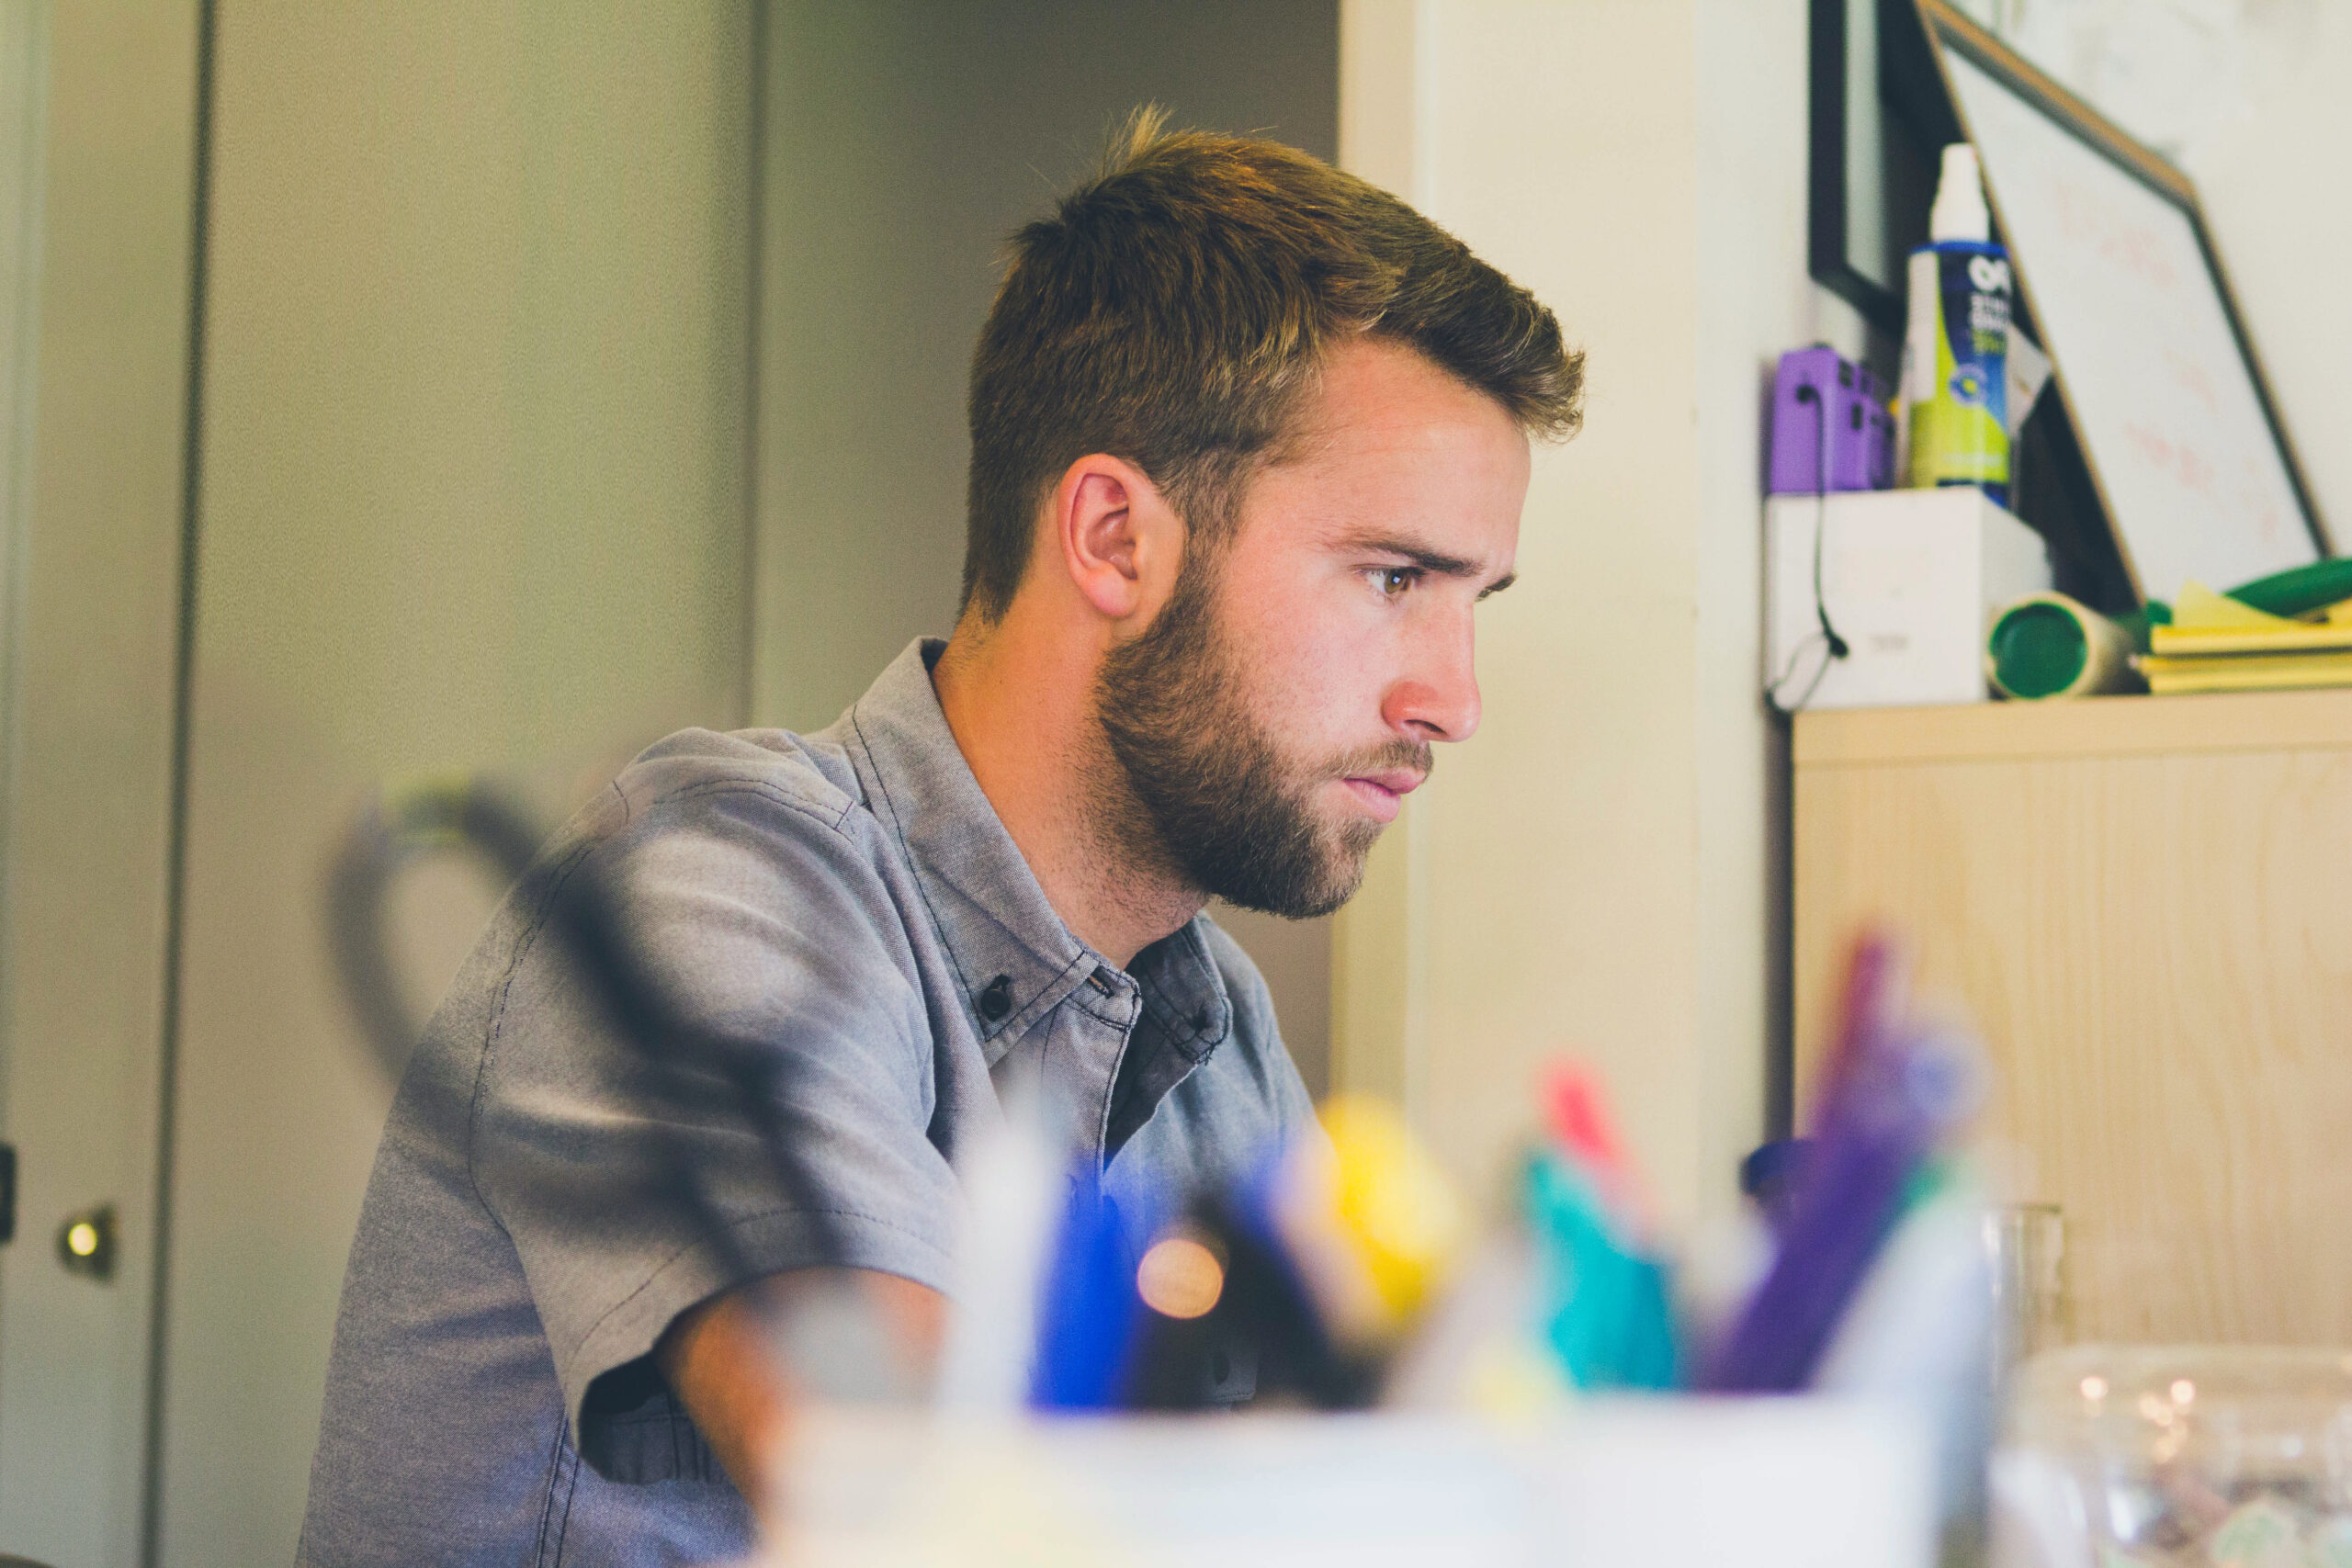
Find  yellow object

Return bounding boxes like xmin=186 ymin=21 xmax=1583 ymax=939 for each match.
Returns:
xmin=2137 ymin=651 xmax=2352 ymax=694
xmin=2150 ymin=581 xmax=2352 ymax=656
xmin=1274 ymin=1097 xmax=1468 ymax=1347
xmin=1320 ymin=1097 xmax=1468 ymax=1322
xmin=1462 ymin=1337 xmax=1576 ymax=1423
xmin=2172 ymin=581 xmax=2294 ymax=630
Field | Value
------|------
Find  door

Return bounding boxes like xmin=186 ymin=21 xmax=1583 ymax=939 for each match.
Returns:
xmin=0 ymin=4 xmax=204 ymax=1566
xmin=149 ymin=6 xmax=757 ymax=1562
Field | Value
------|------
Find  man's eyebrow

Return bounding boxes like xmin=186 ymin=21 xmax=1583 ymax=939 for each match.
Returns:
xmin=1340 ymin=532 xmax=1516 ymax=597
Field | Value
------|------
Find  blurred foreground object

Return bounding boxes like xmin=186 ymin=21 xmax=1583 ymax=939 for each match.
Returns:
xmin=1985 ymin=1204 xmax=2068 ymax=1371
xmin=325 ymin=774 xmax=547 ymax=1081
xmin=1030 ymin=1095 xmax=1475 ymax=1412
xmin=1992 ymin=1346 xmax=2352 ymax=1568
xmin=1705 ymin=929 xmax=1996 ymax=1558
xmin=1704 ymin=931 xmax=1984 ymax=1393
xmin=773 ymin=1401 xmax=1934 ymax=1568
xmin=324 ymin=775 xmax=847 ymax=1298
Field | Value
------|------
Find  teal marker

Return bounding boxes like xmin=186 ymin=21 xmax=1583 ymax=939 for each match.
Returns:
xmin=1522 ymin=1149 xmax=1679 ymax=1392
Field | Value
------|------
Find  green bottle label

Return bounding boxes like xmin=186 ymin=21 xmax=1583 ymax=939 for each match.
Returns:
xmin=1906 ymin=243 xmax=2012 ymax=499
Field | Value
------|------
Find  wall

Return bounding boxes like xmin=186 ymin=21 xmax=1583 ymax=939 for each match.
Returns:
xmin=752 ymin=0 xmax=1340 ymax=1090
xmin=2191 ymin=5 xmax=2352 ymax=548
xmin=154 ymin=6 xmax=753 ymax=1562
xmin=1335 ymin=0 xmax=1860 ymax=1233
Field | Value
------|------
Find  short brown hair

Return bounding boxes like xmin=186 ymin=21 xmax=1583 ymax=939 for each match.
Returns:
xmin=960 ymin=109 xmax=1582 ymax=622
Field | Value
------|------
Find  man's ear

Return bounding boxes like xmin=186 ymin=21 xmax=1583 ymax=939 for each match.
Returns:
xmin=1051 ymin=454 xmax=1183 ymax=625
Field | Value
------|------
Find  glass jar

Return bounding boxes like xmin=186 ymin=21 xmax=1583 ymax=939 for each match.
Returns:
xmin=1993 ymin=1345 xmax=2352 ymax=1567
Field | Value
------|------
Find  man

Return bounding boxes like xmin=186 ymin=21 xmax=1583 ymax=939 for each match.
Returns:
xmin=300 ymin=115 xmax=1579 ymax=1564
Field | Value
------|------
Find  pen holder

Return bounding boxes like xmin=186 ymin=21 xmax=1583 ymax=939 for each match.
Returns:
xmin=774 ymin=1399 xmax=1934 ymax=1567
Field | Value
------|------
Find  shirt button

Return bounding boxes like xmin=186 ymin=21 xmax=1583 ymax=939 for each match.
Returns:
xmin=978 ymin=975 xmax=1012 ymax=1021
xmin=1086 ymin=966 xmax=1117 ymax=997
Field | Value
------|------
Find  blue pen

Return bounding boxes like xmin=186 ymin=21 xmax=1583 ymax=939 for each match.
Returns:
xmin=1029 ymin=1178 xmax=1149 ymax=1410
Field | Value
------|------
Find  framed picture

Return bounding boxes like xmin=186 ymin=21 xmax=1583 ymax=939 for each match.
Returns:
xmin=1912 ymin=1 xmax=2329 ymax=601
xmin=1806 ymin=0 xmax=1950 ymax=338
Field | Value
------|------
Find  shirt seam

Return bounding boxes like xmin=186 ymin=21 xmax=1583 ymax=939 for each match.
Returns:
xmin=466 ymin=834 xmax=601 ymax=1218
xmin=848 ymin=701 xmax=984 ymax=1010
xmin=548 ymin=1450 xmax=581 ymax=1568
xmin=532 ymin=1421 xmax=575 ymax=1568
xmin=1063 ymin=987 xmax=1134 ymax=1030
xmin=639 ymin=773 xmax=861 ymax=836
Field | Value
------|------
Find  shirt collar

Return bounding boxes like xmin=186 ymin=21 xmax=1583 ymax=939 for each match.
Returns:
xmin=834 ymin=639 xmax=1232 ymax=1066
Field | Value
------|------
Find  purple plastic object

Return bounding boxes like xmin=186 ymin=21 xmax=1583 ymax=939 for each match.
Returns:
xmin=1699 ymin=931 xmax=1979 ymax=1394
xmin=1769 ymin=344 xmax=1894 ymax=494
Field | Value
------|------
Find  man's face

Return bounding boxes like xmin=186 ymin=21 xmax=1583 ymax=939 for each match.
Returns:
xmin=1097 ymin=337 xmax=1531 ymax=917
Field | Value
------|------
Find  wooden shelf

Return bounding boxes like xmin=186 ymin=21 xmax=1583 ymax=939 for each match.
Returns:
xmin=1794 ymin=685 xmax=2352 ymax=767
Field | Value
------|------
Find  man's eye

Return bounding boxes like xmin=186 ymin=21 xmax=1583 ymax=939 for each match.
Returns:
xmin=1371 ymin=567 xmax=1417 ymax=599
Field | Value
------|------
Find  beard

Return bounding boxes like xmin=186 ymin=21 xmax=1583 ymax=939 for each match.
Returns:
xmin=1092 ymin=555 xmax=1430 ymax=919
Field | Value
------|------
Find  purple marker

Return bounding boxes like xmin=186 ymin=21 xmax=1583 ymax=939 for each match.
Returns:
xmin=1701 ymin=931 xmax=1976 ymax=1393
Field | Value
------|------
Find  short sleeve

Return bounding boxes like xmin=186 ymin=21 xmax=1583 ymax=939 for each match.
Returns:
xmin=470 ymin=777 xmax=961 ymax=1453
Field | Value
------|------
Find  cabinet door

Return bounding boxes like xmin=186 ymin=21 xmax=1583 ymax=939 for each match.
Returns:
xmin=1794 ymin=699 xmax=2352 ymax=1345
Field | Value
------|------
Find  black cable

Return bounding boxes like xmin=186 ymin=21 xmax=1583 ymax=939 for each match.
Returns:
xmin=325 ymin=779 xmax=845 ymax=1287
xmin=1766 ymin=381 xmax=1851 ymax=716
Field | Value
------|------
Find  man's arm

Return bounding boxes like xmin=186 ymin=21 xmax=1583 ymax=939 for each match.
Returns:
xmin=655 ymin=1268 xmax=949 ymax=1506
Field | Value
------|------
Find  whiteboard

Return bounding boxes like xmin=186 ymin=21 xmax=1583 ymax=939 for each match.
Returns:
xmin=1943 ymin=48 xmax=2321 ymax=601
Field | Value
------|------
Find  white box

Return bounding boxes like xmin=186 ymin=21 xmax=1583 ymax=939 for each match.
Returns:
xmin=1766 ymin=488 xmax=2051 ymax=710
xmin=782 ymin=1402 xmax=1936 ymax=1567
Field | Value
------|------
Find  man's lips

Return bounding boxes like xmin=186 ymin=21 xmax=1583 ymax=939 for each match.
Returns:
xmin=1338 ymin=769 xmax=1425 ymax=824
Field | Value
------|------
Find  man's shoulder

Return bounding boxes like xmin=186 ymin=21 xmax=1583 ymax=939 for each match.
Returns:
xmin=610 ymin=724 xmax=869 ymax=835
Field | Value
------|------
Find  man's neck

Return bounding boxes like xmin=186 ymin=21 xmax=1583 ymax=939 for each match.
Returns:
xmin=930 ymin=613 xmax=1204 ymax=970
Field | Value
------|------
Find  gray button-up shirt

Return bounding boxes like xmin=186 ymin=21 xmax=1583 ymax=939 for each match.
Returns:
xmin=300 ymin=638 xmax=1315 ymax=1566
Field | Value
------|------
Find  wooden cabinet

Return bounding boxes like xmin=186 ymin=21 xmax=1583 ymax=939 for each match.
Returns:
xmin=1793 ymin=690 xmax=2352 ymax=1345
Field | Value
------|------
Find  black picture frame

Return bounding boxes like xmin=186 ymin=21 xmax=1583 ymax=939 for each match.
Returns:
xmin=1806 ymin=0 xmax=1952 ymax=341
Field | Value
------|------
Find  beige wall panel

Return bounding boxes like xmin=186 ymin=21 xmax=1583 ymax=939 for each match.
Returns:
xmin=1415 ymin=0 xmax=1706 ymax=1215
xmin=1337 ymin=0 xmax=1833 ymax=1233
xmin=160 ymin=6 xmax=752 ymax=1562
xmin=1794 ymin=691 xmax=2352 ymax=1345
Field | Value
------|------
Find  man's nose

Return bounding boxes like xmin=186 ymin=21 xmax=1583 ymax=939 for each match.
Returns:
xmin=1379 ymin=611 xmax=1481 ymax=743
